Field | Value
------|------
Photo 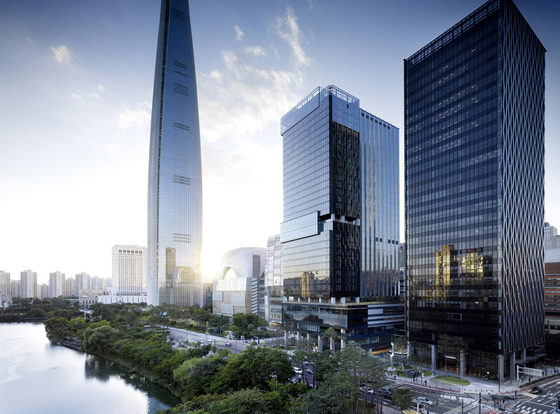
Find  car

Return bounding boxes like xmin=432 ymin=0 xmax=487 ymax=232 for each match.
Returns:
xmin=530 ymin=386 xmax=544 ymax=395
xmin=406 ymin=369 xmax=421 ymax=378
xmin=416 ymin=396 xmax=434 ymax=406
xmin=412 ymin=397 xmax=434 ymax=408
xmin=379 ymin=387 xmax=392 ymax=399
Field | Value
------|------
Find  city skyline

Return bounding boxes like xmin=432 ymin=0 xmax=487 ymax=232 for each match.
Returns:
xmin=1 ymin=0 xmax=559 ymax=283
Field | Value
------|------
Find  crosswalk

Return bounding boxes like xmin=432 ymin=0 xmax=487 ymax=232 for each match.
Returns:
xmin=515 ymin=406 xmax=555 ymax=414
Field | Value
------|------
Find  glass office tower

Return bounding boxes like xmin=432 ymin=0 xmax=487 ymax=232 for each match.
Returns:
xmin=405 ymin=0 xmax=545 ymax=380
xmin=281 ymin=86 xmax=401 ymax=352
xmin=360 ymin=110 xmax=400 ymax=298
xmin=148 ymin=0 xmax=203 ymax=306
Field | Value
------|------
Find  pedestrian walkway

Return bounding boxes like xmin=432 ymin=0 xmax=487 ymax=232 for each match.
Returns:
xmin=389 ymin=368 xmax=522 ymax=395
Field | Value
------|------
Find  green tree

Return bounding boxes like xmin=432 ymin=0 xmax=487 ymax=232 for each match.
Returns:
xmin=393 ymin=336 xmax=407 ymax=354
xmin=205 ymin=388 xmax=271 ymax=414
xmin=324 ymin=327 xmax=338 ymax=353
xmin=212 ymin=345 xmax=293 ymax=393
xmin=391 ymin=388 xmax=414 ymax=412
xmin=208 ymin=314 xmax=230 ymax=334
xmin=68 ymin=317 xmax=88 ymax=338
xmin=193 ymin=308 xmax=212 ymax=327
xmin=44 ymin=316 xmax=69 ymax=342
xmin=83 ymin=324 xmax=118 ymax=353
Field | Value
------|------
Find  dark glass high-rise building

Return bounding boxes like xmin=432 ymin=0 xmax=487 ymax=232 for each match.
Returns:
xmin=147 ymin=0 xmax=202 ymax=306
xmin=281 ymin=86 xmax=402 ymax=353
xmin=405 ymin=0 xmax=545 ymax=380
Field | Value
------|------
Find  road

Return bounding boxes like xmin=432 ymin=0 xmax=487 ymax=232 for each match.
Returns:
xmin=166 ymin=326 xmax=249 ymax=353
xmin=513 ymin=380 xmax=560 ymax=414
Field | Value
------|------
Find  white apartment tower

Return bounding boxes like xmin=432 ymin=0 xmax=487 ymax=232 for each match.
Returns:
xmin=20 ymin=270 xmax=37 ymax=299
xmin=75 ymin=272 xmax=91 ymax=295
xmin=49 ymin=271 xmax=66 ymax=298
xmin=0 ymin=271 xmax=10 ymax=296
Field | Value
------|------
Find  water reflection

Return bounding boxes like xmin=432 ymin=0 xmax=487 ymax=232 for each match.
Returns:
xmin=0 ymin=323 xmax=179 ymax=414
xmin=84 ymin=354 xmax=179 ymax=407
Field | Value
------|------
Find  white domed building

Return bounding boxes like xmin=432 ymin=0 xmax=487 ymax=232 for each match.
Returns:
xmin=212 ymin=247 xmax=266 ymax=316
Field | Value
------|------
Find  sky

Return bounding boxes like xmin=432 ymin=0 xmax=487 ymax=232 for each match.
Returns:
xmin=1 ymin=0 xmax=559 ymax=284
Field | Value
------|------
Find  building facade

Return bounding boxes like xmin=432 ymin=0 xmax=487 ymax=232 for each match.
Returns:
xmin=544 ymin=222 xmax=559 ymax=250
xmin=75 ymin=273 xmax=91 ymax=296
xmin=20 ymin=270 xmax=37 ymax=299
xmin=49 ymin=271 xmax=65 ymax=298
xmin=545 ymin=249 xmax=560 ymax=334
xmin=39 ymin=284 xmax=49 ymax=300
xmin=65 ymin=278 xmax=76 ymax=297
xmin=147 ymin=0 xmax=203 ymax=307
xmin=112 ymin=245 xmax=147 ymax=295
xmin=212 ymin=247 xmax=266 ymax=316
xmin=264 ymin=234 xmax=283 ymax=325
xmin=0 ymin=271 xmax=10 ymax=296
xmin=405 ymin=0 xmax=545 ymax=380
xmin=280 ymin=86 xmax=402 ymax=352
xmin=10 ymin=280 xmax=20 ymax=298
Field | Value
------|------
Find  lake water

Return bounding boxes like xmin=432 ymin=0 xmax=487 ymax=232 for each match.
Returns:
xmin=0 ymin=323 xmax=180 ymax=414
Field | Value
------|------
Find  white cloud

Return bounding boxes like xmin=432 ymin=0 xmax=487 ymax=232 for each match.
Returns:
xmin=71 ymin=84 xmax=107 ymax=102
xmin=50 ymin=45 xmax=74 ymax=66
xmin=117 ymin=102 xmax=150 ymax=130
xmin=234 ymin=25 xmax=245 ymax=41
xmin=244 ymin=46 xmax=266 ymax=56
xmin=274 ymin=7 xmax=312 ymax=67
xmin=196 ymin=7 xmax=313 ymax=271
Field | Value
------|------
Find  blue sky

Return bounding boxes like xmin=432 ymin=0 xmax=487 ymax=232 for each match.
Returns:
xmin=1 ymin=0 xmax=559 ymax=283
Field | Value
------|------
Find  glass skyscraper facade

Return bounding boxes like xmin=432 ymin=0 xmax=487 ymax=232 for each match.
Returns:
xmin=281 ymin=86 xmax=361 ymax=300
xmin=148 ymin=0 xmax=203 ymax=306
xmin=359 ymin=110 xmax=400 ymax=298
xmin=405 ymin=0 xmax=545 ymax=380
xmin=281 ymin=86 xmax=401 ymax=352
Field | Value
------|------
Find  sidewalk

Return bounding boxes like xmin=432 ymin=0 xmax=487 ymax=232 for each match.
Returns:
xmin=388 ymin=367 xmax=560 ymax=397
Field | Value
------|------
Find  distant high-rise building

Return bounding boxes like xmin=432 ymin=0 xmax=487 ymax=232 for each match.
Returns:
xmin=10 ymin=280 xmax=21 ymax=298
xmin=281 ymin=85 xmax=403 ymax=353
xmin=65 ymin=277 xmax=76 ymax=297
xmin=147 ymin=0 xmax=203 ymax=307
xmin=0 ymin=271 xmax=10 ymax=296
xmin=39 ymin=284 xmax=49 ymax=300
xmin=49 ymin=271 xmax=65 ymax=298
xmin=75 ymin=272 xmax=91 ymax=295
xmin=405 ymin=0 xmax=545 ymax=380
xmin=91 ymin=276 xmax=108 ymax=291
xmin=20 ymin=270 xmax=37 ymax=299
xmin=112 ymin=245 xmax=147 ymax=295
xmin=544 ymin=222 xmax=559 ymax=250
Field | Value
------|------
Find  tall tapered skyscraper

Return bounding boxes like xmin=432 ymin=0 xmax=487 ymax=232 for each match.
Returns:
xmin=148 ymin=0 xmax=203 ymax=306
xmin=405 ymin=0 xmax=545 ymax=380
